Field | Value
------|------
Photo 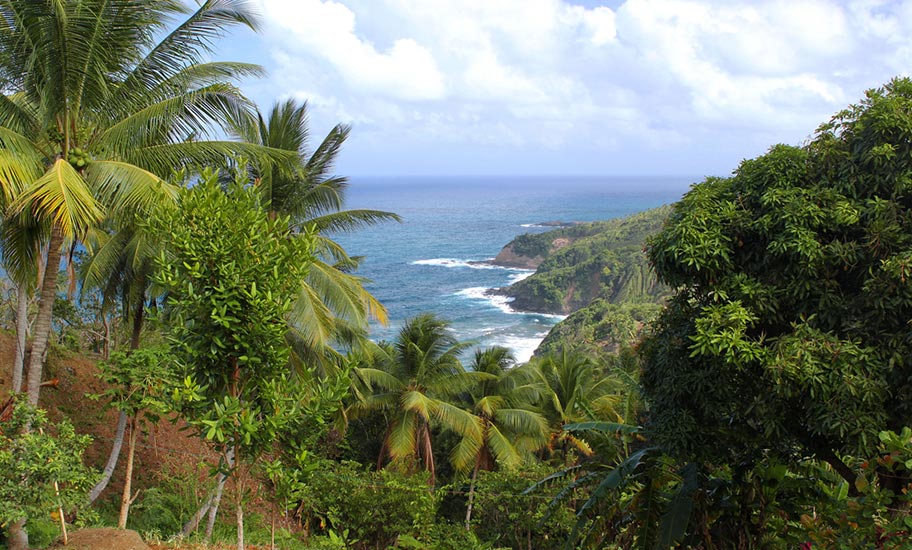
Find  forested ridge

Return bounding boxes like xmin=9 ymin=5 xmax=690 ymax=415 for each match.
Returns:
xmin=497 ymin=206 xmax=671 ymax=315
xmin=2 ymin=2 xmax=912 ymax=550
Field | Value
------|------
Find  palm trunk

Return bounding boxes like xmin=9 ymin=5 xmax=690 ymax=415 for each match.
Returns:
xmin=88 ymin=306 xmax=143 ymax=506
xmin=130 ymin=298 xmax=144 ymax=350
xmin=26 ymin=227 xmax=64 ymax=406
xmin=102 ymin=313 xmax=110 ymax=360
xmin=181 ymin=487 xmax=216 ymax=537
xmin=118 ymin=416 xmax=138 ymax=528
xmin=87 ymin=410 xmax=128 ymax=504
xmin=12 ymin=282 xmax=29 ymax=393
xmin=418 ymin=421 xmax=435 ymax=486
xmin=464 ymin=455 xmax=481 ymax=531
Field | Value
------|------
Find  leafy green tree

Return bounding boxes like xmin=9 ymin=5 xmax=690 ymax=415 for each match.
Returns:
xmin=355 ymin=313 xmax=484 ymax=485
xmin=87 ymin=346 xmax=174 ymax=528
xmin=0 ymin=0 xmax=266 ymax=408
xmin=0 ymin=397 xmax=96 ymax=550
xmin=150 ymin=169 xmax=317 ymax=549
xmin=641 ymin=78 xmax=912 ymax=491
xmin=230 ymin=99 xmax=399 ymax=370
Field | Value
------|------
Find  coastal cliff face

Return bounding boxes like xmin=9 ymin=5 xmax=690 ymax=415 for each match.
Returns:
xmin=491 ymin=236 xmax=572 ymax=269
xmin=493 ymin=206 xmax=673 ymax=356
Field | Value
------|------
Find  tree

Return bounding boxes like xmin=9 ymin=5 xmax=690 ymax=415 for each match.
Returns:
xmin=87 ymin=346 xmax=174 ymax=528
xmin=0 ymin=0 xmax=266 ymax=407
xmin=452 ymin=347 xmax=548 ymax=530
xmin=0 ymin=397 xmax=96 ymax=550
xmin=230 ymin=99 xmax=399 ymax=370
xmin=524 ymin=349 xmax=622 ymax=461
xmin=641 ymin=78 xmax=912 ymax=490
xmin=355 ymin=313 xmax=484 ymax=485
xmin=150 ymin=170 xmax=317 ymax=550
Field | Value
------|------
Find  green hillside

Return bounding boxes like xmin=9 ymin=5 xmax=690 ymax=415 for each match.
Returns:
xmin=499 ymin=206 xmax=671 ymax=315
xmin=492 ymin=206 xmax=672 ymax=357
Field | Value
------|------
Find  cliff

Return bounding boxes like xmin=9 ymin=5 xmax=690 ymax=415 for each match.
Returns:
xmin=496 ymin=206 xmax=671 ymax=315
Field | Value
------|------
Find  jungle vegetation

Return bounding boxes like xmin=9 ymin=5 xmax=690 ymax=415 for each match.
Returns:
xmin=1 ymin=2 xmax=912 ymax=550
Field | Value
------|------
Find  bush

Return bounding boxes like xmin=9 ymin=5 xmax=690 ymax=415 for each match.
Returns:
xmin=468 ymin=465 xmax=575 ymax=550
xmin=0 ymin=398 xmax=96 ymax=543
xmin=300 ymin=462 xmax=436 ymax=550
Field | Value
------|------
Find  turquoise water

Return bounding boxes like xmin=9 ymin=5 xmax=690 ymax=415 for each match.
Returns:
xmin=333 ymin=176 xmax=694 ymax=362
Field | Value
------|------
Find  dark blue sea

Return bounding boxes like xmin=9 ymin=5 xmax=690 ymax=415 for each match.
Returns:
xmin=333 ymin=176 xmax=695 ymax=363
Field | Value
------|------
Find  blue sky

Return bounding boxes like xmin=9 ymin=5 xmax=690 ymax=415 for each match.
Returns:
xmin=217 ymin=0 xmax=912 ymax=177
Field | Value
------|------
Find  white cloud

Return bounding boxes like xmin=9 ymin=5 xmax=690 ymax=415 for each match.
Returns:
xmin=249 ymin=0 xmax=912 ymax=175
xmin=259 ymin=0 xmax=445 ymax=101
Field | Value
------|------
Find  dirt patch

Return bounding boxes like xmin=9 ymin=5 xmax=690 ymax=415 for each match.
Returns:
xmin=47 ymin=528 xmax=151 ymax=550
xmin=550 ymin=237 xmax=571 ymax=250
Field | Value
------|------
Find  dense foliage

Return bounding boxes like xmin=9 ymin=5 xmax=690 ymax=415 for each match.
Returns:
xmin=643 ymin=78 xmax=912 ymax=474
xmin=504 ymin=207 xmax=670 ymax=315
xmin=0 ymin=398 xmax=96 ymax=542
xmin=3 ymin=1 xmax=912 ymax=548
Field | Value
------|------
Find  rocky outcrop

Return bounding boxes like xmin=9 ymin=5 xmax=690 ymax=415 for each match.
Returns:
xmin=491 ymin=244 xmax=543 ymax=269
xmin=491 ymin=236 xmax=574 ymax=270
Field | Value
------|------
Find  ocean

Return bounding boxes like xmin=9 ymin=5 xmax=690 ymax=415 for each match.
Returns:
xmin=333 ymin=176 xmax=695 ymax=363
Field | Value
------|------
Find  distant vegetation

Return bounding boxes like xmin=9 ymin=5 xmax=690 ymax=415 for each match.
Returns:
xmin=493 ymin=207 xmax=671 ymax=357
xmin=500 ymin=206 xmax=671 ymax=315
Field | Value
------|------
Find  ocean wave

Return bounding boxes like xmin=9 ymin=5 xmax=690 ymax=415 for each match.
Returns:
xmin=508 ymin=271 xmax=534 ymax=283
xmin=454 ymin=286 xmax=567 ymax=320
xmin=489 ymin=333 xmax=552 ymax=364
xmin=411 ymin=258 xmax=533 ymax=273
xmin=455 ymin=287 xmax=516 ymax=315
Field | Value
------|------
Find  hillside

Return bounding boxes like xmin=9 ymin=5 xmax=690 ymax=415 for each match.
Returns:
xmin=495 ymin=206 xmax=671 ymax=315
xmin=490 ymin=207 xmax=672 ymax=357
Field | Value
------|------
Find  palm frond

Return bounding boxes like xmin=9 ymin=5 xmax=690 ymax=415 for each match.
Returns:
xmin=306 ymin=208 xmax=402 ymax=234
xmin=85 ymin=160 xmax=178 ymax=214
xmin=114 ymin=0 xmax=258 ymax=111
xmin=485 ymin=424 xmax=523 ymax=469
xmin=386 ymin=411 xmax=417 ymax=461
xmin=10 ymin=159 xmax=102 ymax=238
xmin=432 ymin=400 xmax=482 ymax=441
xmin=450 ymin=433 xmax=482 ymax=473
xmin=401 ymin=390 xmax=433 ymax=421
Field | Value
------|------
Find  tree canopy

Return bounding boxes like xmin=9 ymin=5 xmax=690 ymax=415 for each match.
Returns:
xmin=641 ymin=78 xmax=912 ymax=485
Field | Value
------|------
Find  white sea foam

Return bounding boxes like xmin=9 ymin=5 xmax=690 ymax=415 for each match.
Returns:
xmin=455 ymin=286 xmax=517 ymax=314
xmin=508 ymin=271 xmax=534 ymax=283
xmin=454 ymin=286 xmax=567 ymax=321
xmin=412 ymin=258 xmax=534 ymax=276
xmin=491 ymin=333 xmax=551 ymax=364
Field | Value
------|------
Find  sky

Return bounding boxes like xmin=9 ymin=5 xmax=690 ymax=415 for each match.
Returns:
xmin=216 ymin=0 xmax=912 ymax=177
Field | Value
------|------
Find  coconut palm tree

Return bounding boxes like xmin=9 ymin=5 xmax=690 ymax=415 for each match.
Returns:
xmin=354 ymin=313 xmax=485 ymax=485
xmin=453 ymin=346 xmax=549 ymax=529
xmin=525 ymin=349 xmax=625 ymax=462
xmin=229 ymin=99 xmax=400 ymax=371
xmin=0 ymin=0 xmax=271 ymax=412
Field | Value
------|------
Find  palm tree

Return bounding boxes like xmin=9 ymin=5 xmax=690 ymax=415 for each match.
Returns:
xmin=1 ymin=208 xmax=42 ymax=394
xmin=230 ymin=99 xmax=400 ymax=371
xmin=355 ymin=313 xmax=485 ymax=485
xmin=0 ymin=0 xmax=271 ymax=409
xmin=453 ymin=347 xmax=549 ymax=529
xmin=525 ymin=349 xmax=624 ymax=461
